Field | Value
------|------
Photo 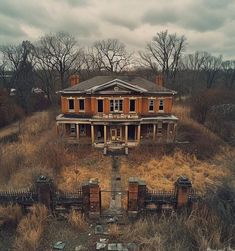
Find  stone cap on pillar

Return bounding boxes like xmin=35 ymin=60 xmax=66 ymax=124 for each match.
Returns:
xmin=175 ymin=176 xmax=192 ymax=188
xmin=89 ymin=178 xmax=99 ymax=186
xmin=36 ymin=175 xmax=52 ymax=184
xmin=129 ymin=177 xmax=139 ymax=184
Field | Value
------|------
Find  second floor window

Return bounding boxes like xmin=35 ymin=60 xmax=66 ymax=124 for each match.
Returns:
xmin=79 ymin=99 xmax=85 ymax=111
xmin=159 ymin=99 xmax=164 ymax=111
xmin=129 ymin=99 xmax=136 ymax=112
xmin=149 ymin=99 xmax=154 ymax=112
xmin=98 ymin=99 xmax=103 ymax=112
xmin=68 ymin=99 xmax=74 ymax=111
xmin=110 ymin=99 xmax=123 ymax=112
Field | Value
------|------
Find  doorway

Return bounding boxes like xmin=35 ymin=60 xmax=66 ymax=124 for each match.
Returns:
xmin=110 ymin=127 xmax=122 ymax=141
xmin=128 ymin=125 xmax=136 ymax=140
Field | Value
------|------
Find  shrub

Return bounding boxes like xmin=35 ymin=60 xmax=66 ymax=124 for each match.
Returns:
xmin=67 ymin=210 xmax=88 ymax=231
xmin=14 ymin=204 xmax=48 ymax=251
xmin=0 ymin=204 xmax=23 ymax=227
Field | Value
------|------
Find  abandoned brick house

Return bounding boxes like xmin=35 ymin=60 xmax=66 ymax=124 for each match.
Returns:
xmin=56 ymin=75 xmax=178 ymax=149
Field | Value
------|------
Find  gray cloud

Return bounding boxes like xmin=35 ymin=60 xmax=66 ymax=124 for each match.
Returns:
xmin=0 ymin=0 xmax=234 ymax=58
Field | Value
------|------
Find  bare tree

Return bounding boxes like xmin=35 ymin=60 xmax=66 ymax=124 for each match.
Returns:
xmin=202 ymin=52 xmax=222 ymax=89
xmin=1 ymin=41 xmax=35 ymax=111
xmin=140 ymin=30 xmax=186 ymax=84
xmin=179 ymin=51 xmax=207 ymax=93
xmin=91 ymin=39 xmax=132 ymax=73
xmin=37 ymin=32 xmax=82 ymax=89
xmin=221 ymin=60 xmax=235 ymax=89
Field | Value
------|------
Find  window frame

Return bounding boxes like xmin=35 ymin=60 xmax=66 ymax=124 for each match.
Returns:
xmin=159 ymin=99 xmax=164 ymax=112
xmin=109 ymin=99 xmax=123 ymax=113
xmin=68 ymin=98 xmax=75 ymax=112
xmin=78 ymin=98 xmax=85 ymax=112
xmin=129 ymin=99 xmax=136 ymax=113
xmin=97 ymin=99 xmax=104 ymax=113
xmin=148 ymin=99 xmax=154 ymax=112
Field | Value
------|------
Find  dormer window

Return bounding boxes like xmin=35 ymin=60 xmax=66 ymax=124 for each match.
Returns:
xmin=159 ymin=99 xmax=164 ymax=112
xmin=68 ymin=98 xmax=75 ymax=112
xmin=149 ymin=99 xmax=154 ymax=112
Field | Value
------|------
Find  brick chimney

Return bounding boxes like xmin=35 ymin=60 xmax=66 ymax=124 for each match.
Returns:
xmin=156 ymin=74 xmax=164 ymax=87
xmin=69 ymin=75 xmax=80 ymax=86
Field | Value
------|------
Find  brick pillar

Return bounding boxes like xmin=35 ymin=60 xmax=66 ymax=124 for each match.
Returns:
xmin=36 ymin=175 xmax=54 ymax=211
xmin=128 ymin=177 xmax=139 ymax=218
xmin=175 ymin=176 xmax=192 ymax=209
xmin=138 ymin=180 xmax=147 ymax=210
xmin=88 ymin=179 xmax=101 ymax=218
xmin=81 ymin=182 xmax=90 ymax=213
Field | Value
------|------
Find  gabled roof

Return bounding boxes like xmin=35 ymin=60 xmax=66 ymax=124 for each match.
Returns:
xmin=60 ymin=75 xmax=176 ymax=95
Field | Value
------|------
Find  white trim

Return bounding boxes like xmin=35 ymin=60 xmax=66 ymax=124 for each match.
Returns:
xmin=68 ymin=98 xmax=75 ymax=112
xmin=86 ymin=79 xmax=148 ymax=93
xmin=148 ymin=97 xmax=156 ymax=100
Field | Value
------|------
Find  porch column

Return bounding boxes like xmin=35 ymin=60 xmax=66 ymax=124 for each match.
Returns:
xmin=76 ymin=123 xmax=79 ymax=139
xmin=104 ymin=125 xmax=107 ymax=144
xmin=167 ymin=123 xmax=171 ymax=143
xmin=137 ymin=125 xmax=141 ymax=144
xmin=91 ymin=124 xmax=95 ymax=145
xmin=125 ymin=125 xmax=128 ymax=144
xmin=56 ymin=122 xmax=59 ymax=134
xmin=153 ymin=124 xmax=156 ymax=141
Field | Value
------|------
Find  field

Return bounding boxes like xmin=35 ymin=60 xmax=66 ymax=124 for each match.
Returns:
xmin=0 ymin=105 xmax=234 ymax=250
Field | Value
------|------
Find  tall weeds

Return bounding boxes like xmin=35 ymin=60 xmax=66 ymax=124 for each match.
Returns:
xmin=14 ymin=204 xmax=48 ymax=251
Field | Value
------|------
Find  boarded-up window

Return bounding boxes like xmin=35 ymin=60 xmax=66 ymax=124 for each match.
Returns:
xmin=79 ymin=99 xmax=85 ymax=111
xmin=129 ymin=99 xmax=136 ymax=112
xmin=98 ymin=100 xmax=103 ymax=112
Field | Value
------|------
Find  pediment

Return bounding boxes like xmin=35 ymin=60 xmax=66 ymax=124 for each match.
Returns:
xmin=86 ymin=79 xmax=148 ymax=94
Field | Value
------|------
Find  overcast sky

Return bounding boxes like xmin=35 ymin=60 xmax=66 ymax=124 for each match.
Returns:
xmin=0 ymin=0 xmax=235 ymax=59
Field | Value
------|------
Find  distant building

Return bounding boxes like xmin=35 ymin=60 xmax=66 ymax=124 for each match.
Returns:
xmin=56 ymin=75 xmax=178 ymax=149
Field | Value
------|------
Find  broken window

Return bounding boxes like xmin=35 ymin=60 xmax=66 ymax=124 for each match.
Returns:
xmin=79 ymin=99 xmax=85 ymax=111
xmin=98 ymin=99 xmax=103 ymax=112
xmin=149 ymin=99 xmax=154 ymax=111
xmin=129 ymin=99 xmax=136 ymax=112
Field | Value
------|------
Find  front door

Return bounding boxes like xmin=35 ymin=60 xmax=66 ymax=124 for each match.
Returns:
xmin=111 ymin=127 xmax=122 ymax=141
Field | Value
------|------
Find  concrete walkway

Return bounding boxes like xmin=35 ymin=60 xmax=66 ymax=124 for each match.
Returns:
xmin=102 ymin=156 xmax=125 ymax=216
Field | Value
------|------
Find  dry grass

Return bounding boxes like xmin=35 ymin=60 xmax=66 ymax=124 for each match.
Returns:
xmin=0 ymin=204 xmax=23 ymax=227
xmin=14 ymin=204 xmax=48 ymax=251
xmin=57 ymin=150 xmax=111 ymax=191
xmin=67 ymin=210 xmax=88 ymax=231
xmin=122 ymin=210 xmax=225 ymax=251
xmin=121 ymin=150 xmax=228 ymax=192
